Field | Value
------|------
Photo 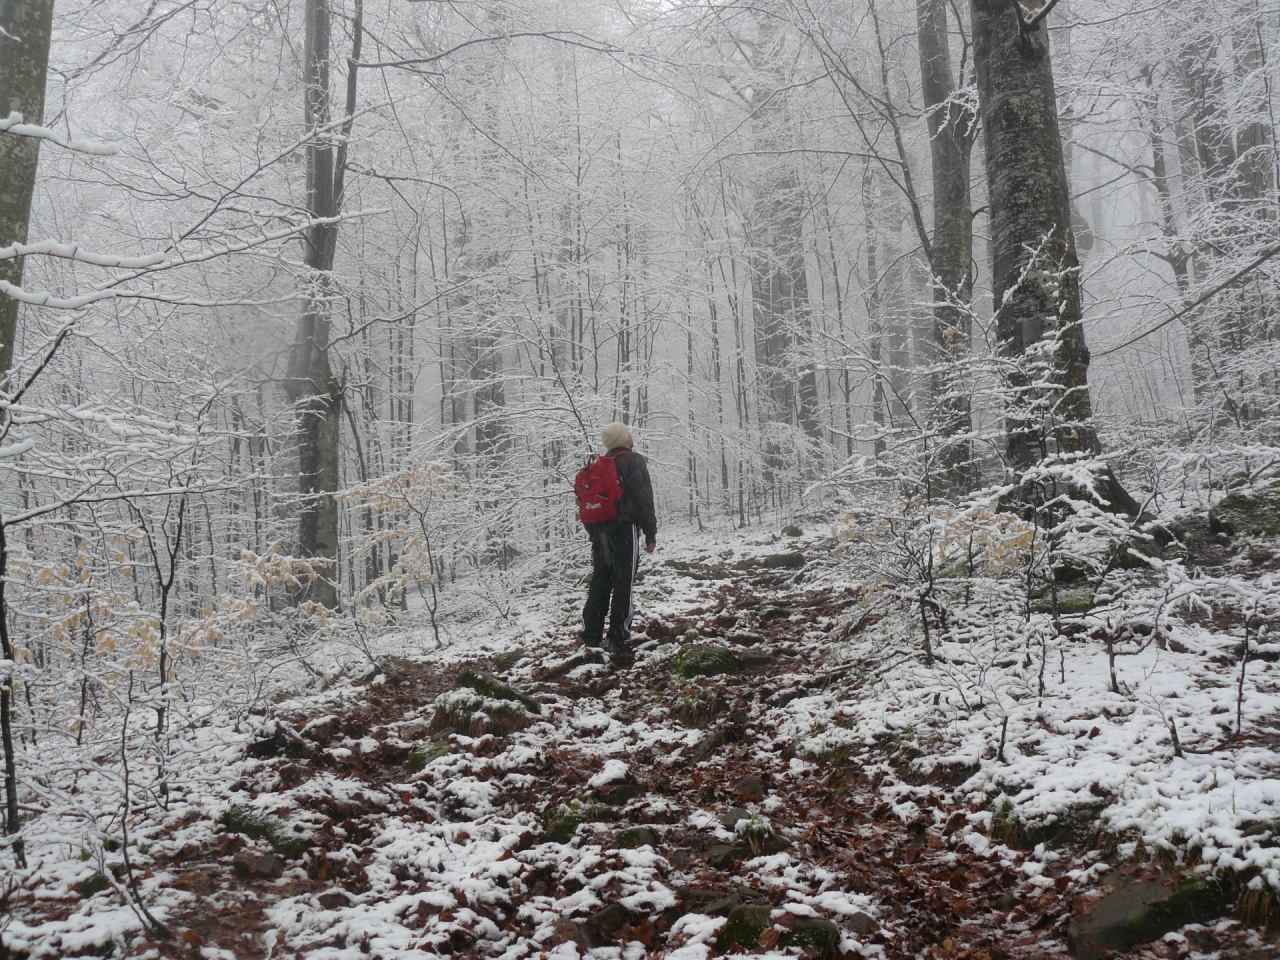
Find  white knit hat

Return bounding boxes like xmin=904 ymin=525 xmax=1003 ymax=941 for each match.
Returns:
xmin=601 ymin=421 xmax=632 ymax=450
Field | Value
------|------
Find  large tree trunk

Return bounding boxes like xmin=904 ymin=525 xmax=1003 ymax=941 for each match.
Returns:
xmin=0 ymin=0 xmax=53 ymax=873
xmin=285 ymin=0 xmax=360 ymax=608
xmin=972 ymin=0 xmax=1099 ymax=471
xmin=917 ymin=0 xmax=975 ymax=492
xmin=0 ymin=0 xmax=55 ymax=385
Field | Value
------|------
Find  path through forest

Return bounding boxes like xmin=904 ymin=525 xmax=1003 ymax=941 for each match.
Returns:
xmin=8 ymin=534 xmax=1279 ymax=960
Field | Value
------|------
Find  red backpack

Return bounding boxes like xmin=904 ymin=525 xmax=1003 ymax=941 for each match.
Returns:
xmin=575 ymin=452 xmax=625 ymax=524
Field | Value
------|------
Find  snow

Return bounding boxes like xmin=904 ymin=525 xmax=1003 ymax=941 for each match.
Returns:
xmin=6 ymin=519 xmax=1280 ymax=956
xmin=587 ymin=759 xmax=629 ymax=788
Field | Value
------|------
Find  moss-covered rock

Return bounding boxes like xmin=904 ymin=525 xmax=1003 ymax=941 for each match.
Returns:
xmin=1067 ymin=876 xmax=1230 ymax=959
xmin=224 ymin=805 xmax=311 ymax=859
xmin=781 ymin=917 xmax=839 ymax=959
xmin=76 ymin=872 xmax=110 ymax=898
xmin=617 ymin=827 xmax=659 ymax=849
xmin=406 ymin=738 xmax=450 ymax=773
xmin=542 ymin=817 xmax=582 ymax=844
xmin=716 ymin=904 xmax=772 ymax=952
xmin=430 ymin=688 xmax=533 ymax=737
xmin=492 ymin=649 xmax=528 ymax=671
xmin=454 ymin=668 xmax=542 ymax=714
xmin=1210 ymin=483 xmax=1280 ymax=539
xmin=1031 ymin=586 xmax=1094 ymax=615
xmin=671 ymin=644 xmax=740 ymax=679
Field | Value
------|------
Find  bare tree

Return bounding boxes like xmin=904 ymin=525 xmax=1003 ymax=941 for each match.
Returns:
xmin=972 ymin=0 xmax=1099 ymax=470
xmin=286 ymin=0 xmax=364 ymax=608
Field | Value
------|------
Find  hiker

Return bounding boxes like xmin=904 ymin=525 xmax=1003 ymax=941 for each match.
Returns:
xmin=579 ymin=422 xmax=657 ymax=666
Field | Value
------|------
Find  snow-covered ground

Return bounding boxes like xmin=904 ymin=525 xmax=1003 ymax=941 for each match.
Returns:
xmin=4 ymin=516 xmax=1279 ymax=958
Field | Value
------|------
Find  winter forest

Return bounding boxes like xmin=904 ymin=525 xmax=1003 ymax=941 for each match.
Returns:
xmin=4 ymin=0 xmax=1280 ymax=957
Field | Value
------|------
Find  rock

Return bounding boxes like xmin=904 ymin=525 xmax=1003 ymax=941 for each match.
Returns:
xmin=676 ymin=886 xmax=719 ymax=904
xmin=380 ymin=738 xmax=412 ymax=764
xmin=317 ymin=888 xmax=353 ymax=910
xmin=706 ymin=843 xmax=736 ymax=869
xmin=76 ymin=873 xmax=110 ymax=898
xmin=223 ymin=806 xmax=310 ymax=859
xmin=669 ymin=849 xmax=690 ymax=867
xmin=542 ymin=817 xmax=582 ymax=845
xmin=672 ymin=644 xmax=741 ymax=679
xmin=492 ymin=649 xmax=528 ymax=671
xmin=407 ymin=739 xmax=450 ymax=773
xmin=398 ymin=718 xmax=429 ymax=739
xmin=782 ymin=917 xmax=839 ymax=959
xmin=1066 ymin=876 xmax=1230 ymax=959
xmin=847 ymin=911 xmax=876 ymax=935
xmin=552 ymin=919 xmax=603 ymax=951
xmin=782 ymin=524 xmax=803 ymax=537
xmin=591 ymin=903 xmax=627 ymax=939
xmin=716 ymin=904 xmax=772 ymax=952
xmin=618 ymin=827 xmax=659 ymax=849
xmin=596 ymin=782 xmax=646 ymax=806
xmin=688 ymin=730 xmax=728 ymax=765
xmin=720 ymin=807 xmax=751 ymax=831
xmin=247 ymin=721 xmax=312 ymax=760
xmin=763 ymin=551 xmax=805 ymax=570
xmin=1209 ymin=482 xmax=1280 ymax=538
xmin=701 ymin=893 xmax=741 ymax=916
xmin=453 ymin=668 xmax=542 ymax=714
xmin=232 ymin=849 xmax=284 ymax=879
xmin=734 ymin=777 xmax=765 ymax=803
xmin=301 ymin=716 xmax=336 ymax=742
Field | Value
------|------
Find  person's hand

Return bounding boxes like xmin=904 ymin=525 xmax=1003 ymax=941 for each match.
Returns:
xmin=645 ymin=541 xmax=656 ymax=553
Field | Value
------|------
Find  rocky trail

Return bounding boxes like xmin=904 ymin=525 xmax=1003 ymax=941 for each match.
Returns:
xmin=8 ymin=540 xmax=1279 ymax=960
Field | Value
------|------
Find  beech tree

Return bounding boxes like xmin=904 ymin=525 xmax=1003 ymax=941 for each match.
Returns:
xmin=971 ymin=0 xmax=1100 ymax=471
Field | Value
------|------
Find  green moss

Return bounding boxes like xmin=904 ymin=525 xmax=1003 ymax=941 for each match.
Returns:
xmin=224 ymin=805 xmax=310 ymax=859
xmin=674 ymin=687 xmax=723 ymax=727
xmin=406 ymin=738 xmax=450 ymax=773
xmin=780 ymin=917 xmax=839 ymax=959
xmin=617 ymin=827 xmax=659 ymax=849
xmin=430 ymin=688 xmax=533 ymax=737
xmin=671 ymin=644 xmax=740 ymax=679
xmin=1211 ymin=483 xmax=1280 ymax=538
xmin=1031 ymin=587 xmax=1093 ymax=615
xmin=492 ymin=650 xmax=528 ymax=671
xmin=716 ymin=904 xmax=772 ymax=952
xmin=454 ymin=668 xmax=541 ymax=714
xmin=991 ymin=798 xmax=1027 ymax=849
xmin=76 ymin=872 xmax=110 ymax=898
xmin=1024 ymin=803 xmax=1107 ymax=850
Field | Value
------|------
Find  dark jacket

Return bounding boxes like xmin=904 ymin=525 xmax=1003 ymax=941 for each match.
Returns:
xmin=606 ymin=447 xmax=657 ymax=544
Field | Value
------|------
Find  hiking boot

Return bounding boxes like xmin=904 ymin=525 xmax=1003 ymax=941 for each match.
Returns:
xmin=606 ymin=637 xmax=634 ymax=668
xmin=580 ymin=632 xmax=602 ymax=649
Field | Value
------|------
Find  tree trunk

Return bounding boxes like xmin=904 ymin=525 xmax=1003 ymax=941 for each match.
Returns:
xmin=0 ymin=0 xmax=52 ymax=872
xmin=0 ymin=0 xmax=55 ymax=385
xmin=972 ymin=0 xmax=1099 ymax=471
xmin=286 ymin=0 xmax=361 ymax=609
xmin=917 ymin=0 xmax=975 ymax=493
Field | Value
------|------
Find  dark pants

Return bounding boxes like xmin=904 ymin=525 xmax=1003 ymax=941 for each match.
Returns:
xmin=583 ymin=520 xmax=640 ymax=645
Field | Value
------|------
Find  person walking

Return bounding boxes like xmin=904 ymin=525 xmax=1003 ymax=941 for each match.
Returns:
xmin=581 ymin=422 xmax=657 ymax=666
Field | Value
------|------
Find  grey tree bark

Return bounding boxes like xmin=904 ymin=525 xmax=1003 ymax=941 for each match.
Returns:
xmin=285 ymin=0 xmax=362 ymax=608
xmin=0 ymin=0 xmax=54 ymax=384
xmin=972 ymin=0 xmax=1100 ymax=471
xmin=917 ymin=0 xmax=976 ymax=492
xmin=0 ymin=0 xmax=53 ymax=872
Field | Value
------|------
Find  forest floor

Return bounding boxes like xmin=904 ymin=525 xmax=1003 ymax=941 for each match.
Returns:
xmin=5 ymin=523 xmax=1280 ymax=960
